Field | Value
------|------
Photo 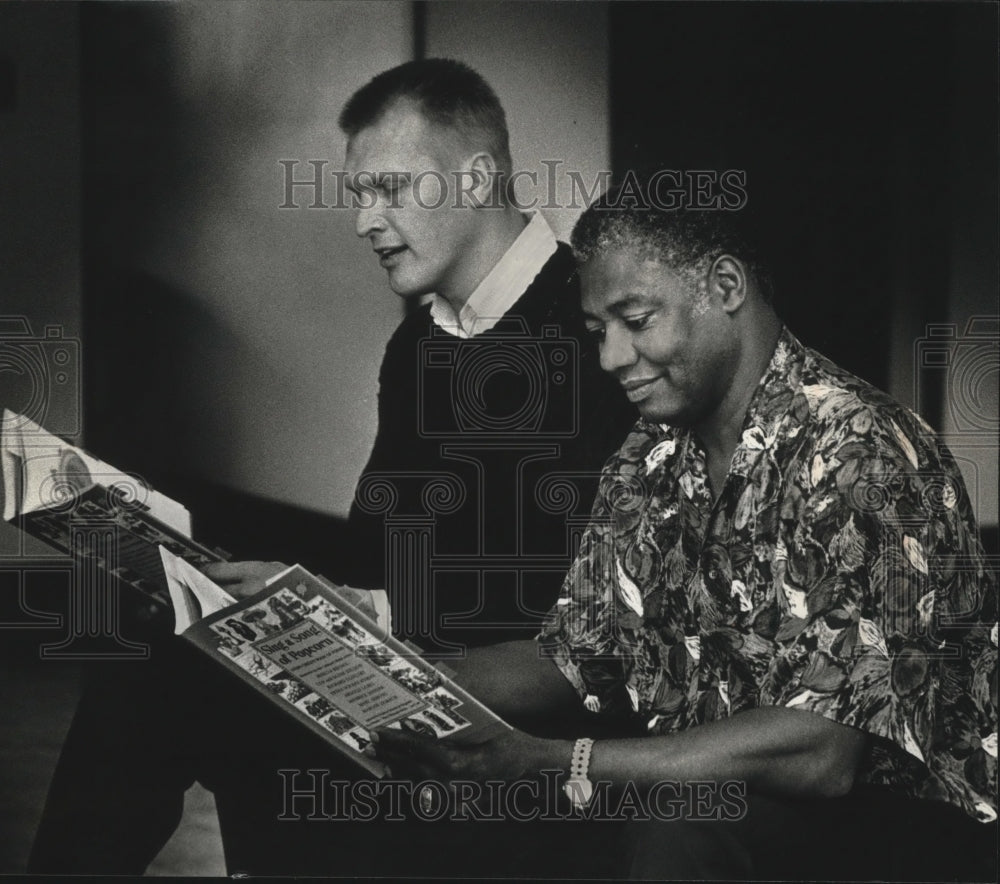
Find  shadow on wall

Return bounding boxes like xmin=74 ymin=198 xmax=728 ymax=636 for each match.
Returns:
xmin=82 ymin=3 xmax=229 ymax=482
xmin=84 ymin=267 xmax=352 ymax=572
xmin=87 ymin=271 xmax=262 ymax=485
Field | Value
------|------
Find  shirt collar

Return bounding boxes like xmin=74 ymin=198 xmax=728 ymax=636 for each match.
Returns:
xmin=635 ymin=327 xmax=805 ymax=476
xmin=429 ymin=212 xmax=558 ymax=339
xmin=728 ymin=327 xmax=806 ymax=474
xmin=740 ymin=328 xmax=804 ymax=436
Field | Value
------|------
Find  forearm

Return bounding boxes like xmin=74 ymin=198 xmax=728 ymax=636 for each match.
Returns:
xmin=521 ymin=707 xmax=869 ymax=800
xmin=450 ymin=639 xmax=584 ymax=726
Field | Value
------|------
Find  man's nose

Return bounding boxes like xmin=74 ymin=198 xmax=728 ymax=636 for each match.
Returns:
xmin=355 ymin=201 xmax=386 ymax=238
xmin=600 ymin=325 xmax=638 ymax=375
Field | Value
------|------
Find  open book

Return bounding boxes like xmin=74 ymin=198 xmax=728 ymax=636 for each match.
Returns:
xmin=2 ymin=409 xmax=508 ymax=773
xmin=1 ymin=409 xmax=391 ymax=627
xmin=162 ymin=550 xmax=509 ymax=776
xmin=1 ymin=408 xmax=226 ymax=609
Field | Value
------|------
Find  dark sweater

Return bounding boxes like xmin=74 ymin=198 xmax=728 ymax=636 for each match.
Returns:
xmin=339 ymin=243 xmax=635 ymax=655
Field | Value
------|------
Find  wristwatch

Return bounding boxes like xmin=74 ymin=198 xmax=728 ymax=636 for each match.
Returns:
xmin=563 ymin=737 xmax=595 ymax=810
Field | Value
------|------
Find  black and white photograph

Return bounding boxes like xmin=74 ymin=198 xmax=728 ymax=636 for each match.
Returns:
xmin=0 ymin=0 xmax=996 ymax=879
xmin=321 ymin=709 xmax=356 ymax=737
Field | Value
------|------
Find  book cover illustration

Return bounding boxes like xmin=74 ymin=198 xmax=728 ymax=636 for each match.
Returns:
xmin=162 ymin=550 xmax=509 ymax=777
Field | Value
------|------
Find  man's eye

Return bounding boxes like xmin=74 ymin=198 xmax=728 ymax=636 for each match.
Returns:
xmin=623 ymin=312 xmax=655 ymax=331
xmin=586 ymin=326 xmax=605 ymax=343
xmin=375 ymin=177 xmax=407 ymax=199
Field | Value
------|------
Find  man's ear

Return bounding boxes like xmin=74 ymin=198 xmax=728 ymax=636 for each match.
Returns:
xmin=464 ymin=153 xmax=499 ymax=208
xmin=708 ymin=255 xmax=747 ymax=313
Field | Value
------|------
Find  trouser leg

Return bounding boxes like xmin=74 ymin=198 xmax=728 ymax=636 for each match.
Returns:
xmin=624 ymin=787 xmax=888 ymax=881
xmin=623 ymin=786 xmax=996 ymax=882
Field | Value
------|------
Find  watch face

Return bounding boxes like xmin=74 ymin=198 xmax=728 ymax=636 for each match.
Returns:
xmin=564 ymin=777 xmax=594 ymax=809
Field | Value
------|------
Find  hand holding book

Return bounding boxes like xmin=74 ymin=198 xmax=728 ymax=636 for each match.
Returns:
xmin=161 ymin=548 xmax=508 ymax=775
xmin=2 ymin=409 xmax=505 ymax=776
xmin=202 ymin=560 xmax=290 ymax=598
xmin=202 ymin=560 xmax=390 ymax=630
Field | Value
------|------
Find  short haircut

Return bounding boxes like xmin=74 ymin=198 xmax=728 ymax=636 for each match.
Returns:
xmin=339 ymin=58 xmax=512 ymax=174
xmin=571 ymin=190 xmax=775 ymax=303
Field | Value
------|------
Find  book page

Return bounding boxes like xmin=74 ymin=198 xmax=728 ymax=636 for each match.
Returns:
xmin=1 ymin=408 xmax=97 ymax=521
xmin=303 ymin=574 xmax=389 ymax=634
xmin=255 ymin=621 xmax=425 ymax=729
xmin=160 ymin=546 xmax=237 ymax=633
xmin=0 ymin=411 xmax=25 ymax=522
xmin=0 ymin=409 xmax=191 ymax=535
xmin=180 ymin=562 xmax=509 ymax=775
xmin=19 ymin=484 xmax=225 ymax=608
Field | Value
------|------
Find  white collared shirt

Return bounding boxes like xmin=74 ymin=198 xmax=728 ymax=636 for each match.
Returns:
xmin=429 ymin=212 xmax=558 ymax=338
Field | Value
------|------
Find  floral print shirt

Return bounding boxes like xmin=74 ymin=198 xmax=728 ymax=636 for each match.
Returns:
xmin=540 ymin=328 xmax=998 ymax=821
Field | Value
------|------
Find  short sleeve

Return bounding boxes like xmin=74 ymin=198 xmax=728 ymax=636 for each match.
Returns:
xmin=760 ymin=405 xmax=997 ymax=821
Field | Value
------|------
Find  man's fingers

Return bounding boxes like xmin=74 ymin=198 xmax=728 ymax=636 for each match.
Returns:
xmin=372 ymin=728 xmax=439 ymax=765
xmin=372 ymin=727 xmax=429 ymax=753
xmin=200 ymin=560 xmax=289 ymax=600
xmin=370 ymin=728 xmax=478 ymax=785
